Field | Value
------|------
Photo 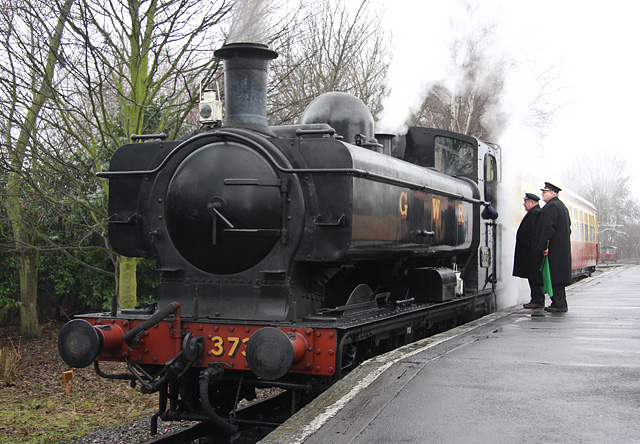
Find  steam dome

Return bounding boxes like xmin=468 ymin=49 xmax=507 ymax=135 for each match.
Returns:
xmin=300 ymin=92 xmax=374 ymax=144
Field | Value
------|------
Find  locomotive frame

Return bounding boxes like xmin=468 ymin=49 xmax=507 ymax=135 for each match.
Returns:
xmin=58 ymin=42 xmax=502 ymax=436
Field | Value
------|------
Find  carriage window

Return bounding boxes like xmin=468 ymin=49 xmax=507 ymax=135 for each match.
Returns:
xmin=584 ymin=213 xmax=588 ymax=242
xmin=434 ymin=136 xmax=475 ymax=177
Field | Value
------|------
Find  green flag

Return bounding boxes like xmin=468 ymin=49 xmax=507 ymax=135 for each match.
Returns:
xmin=539 ymin=256 xmax=553 ymax=297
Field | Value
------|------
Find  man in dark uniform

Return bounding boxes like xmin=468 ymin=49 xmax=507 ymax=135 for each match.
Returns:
xmin=513 ymin=193 xmax=544 ymax=309
xmin=533 ymin=182 xmax=572 ymax=312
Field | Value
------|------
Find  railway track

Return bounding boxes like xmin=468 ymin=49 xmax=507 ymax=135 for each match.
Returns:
xmin=143 ymin=389 xmax=289 ymax=444
xmin=145 ymin=422 xmax=276 ymax=444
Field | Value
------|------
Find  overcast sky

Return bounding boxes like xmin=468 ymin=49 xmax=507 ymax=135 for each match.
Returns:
xmin=373 ymin=0 xmax=640 ymax=196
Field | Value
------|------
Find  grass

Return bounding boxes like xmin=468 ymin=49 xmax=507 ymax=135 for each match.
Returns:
xmin=0 ymin=386 xmax=157 ymax=443
xmin=0 ymin=323 xmax=157 ymax=443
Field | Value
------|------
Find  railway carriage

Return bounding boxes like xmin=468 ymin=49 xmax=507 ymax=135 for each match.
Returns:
xmin=600 ymin=245 xmax=616 ymax=264
xmin=564 ymin=189 xmax=598 ymax=278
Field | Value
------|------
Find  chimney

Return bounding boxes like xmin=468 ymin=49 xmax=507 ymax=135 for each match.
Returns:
xmin=214 ymin=42 xmax=278 ymax=133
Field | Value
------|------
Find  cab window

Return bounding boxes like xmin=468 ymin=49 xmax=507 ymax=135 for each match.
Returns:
xmin=483 ymin=154 xmax=498 ymax=209
xmin=434 ymin=136 xmax=475 ymax=177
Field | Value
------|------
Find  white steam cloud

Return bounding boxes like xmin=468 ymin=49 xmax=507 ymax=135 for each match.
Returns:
xmin=495 ymin=54 xmax=568 ymax=309
xmin=227 ymin=0 xmax=272 ymax=44
xmin=374 ymin=0 xmax=568 ymax=308
xmin=374 ymin=3 xmax=459 ymax=135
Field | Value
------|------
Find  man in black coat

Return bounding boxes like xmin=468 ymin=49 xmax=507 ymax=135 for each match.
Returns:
xmin=513 ymin=193 xmax=544 ymax=308
xmin=532 ymin=182 xmax=572 ymax=312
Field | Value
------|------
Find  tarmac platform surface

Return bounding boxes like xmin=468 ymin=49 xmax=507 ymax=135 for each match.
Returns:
xmin=262 ymin=265 xmax=640 ymax=443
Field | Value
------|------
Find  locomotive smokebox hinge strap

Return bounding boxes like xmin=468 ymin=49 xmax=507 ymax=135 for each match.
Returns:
xmin=224 ymin=228 xmax=283 ymax=238
xmin=314 ymin=214 xmax=346 ymax=227
xmin=224 ymin=177 xmax=288 ymax=193
xmin=107 ymin=213 xmax=138 ymax=224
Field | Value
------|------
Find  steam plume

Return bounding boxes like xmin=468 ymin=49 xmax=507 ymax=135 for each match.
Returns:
xmin=227 ymin=0 xmax=271 ymax=44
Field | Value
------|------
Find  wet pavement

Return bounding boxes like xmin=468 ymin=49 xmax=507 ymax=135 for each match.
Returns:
xmin=263 ymin=265 xmax=640 ymax=444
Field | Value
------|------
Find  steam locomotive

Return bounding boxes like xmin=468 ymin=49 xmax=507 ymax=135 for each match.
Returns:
xmin=58 ymin=42 xmax=501 ymax=436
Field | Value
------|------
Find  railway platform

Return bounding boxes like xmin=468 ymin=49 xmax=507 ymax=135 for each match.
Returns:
xmin=262 ymin=264 xmax=640 ymax=444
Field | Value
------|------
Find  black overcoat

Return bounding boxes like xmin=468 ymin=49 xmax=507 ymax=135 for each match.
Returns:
xmin=531 ymin=196 xmax=572 ymax=286
xmin=512 ymin=204 xmax=540 ymax=278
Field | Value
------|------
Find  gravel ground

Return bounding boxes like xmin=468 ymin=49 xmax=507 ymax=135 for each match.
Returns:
xmin=58 ymin=387 xmax=284 ymax=444
xmin=59 ymin=415 xmax=198 ymax=444
xmin=59 ymin=416 xmax=273 ymax=444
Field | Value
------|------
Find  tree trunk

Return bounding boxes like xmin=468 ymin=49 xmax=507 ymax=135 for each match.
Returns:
xmin=18 ymin=248 xmax=40 ymax=338
xmin=1 ymin=0 xmax=74 ymax=338
xmin=117 ymin=255 xmax=141 ymax=309
xmin=6 ymin=171 xmax=41 ymax=338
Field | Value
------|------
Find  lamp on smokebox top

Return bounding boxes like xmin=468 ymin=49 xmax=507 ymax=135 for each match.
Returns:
xmin=62 ymin=370 xmax=74 ymax=395
xmin=199 ymin=85 xmax=223 ymax=126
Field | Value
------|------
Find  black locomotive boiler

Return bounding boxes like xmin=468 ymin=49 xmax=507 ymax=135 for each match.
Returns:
xmin=58 ymin=42 xmax=501 ymax=435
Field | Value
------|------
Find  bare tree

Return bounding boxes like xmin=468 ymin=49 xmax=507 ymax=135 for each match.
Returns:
xmin=408 ymin=2 xmax=566 ymax=144
xmin=1 ymin=0 xmax=232 ymax=312
xmin=409 ymin=6 xmax=509 ymax=140
xmin=525 ymin=61 xmax=568 ymax=137
xmin=0 ymin=0 xmax=75 ymax=337
xmin=51 ymin=0 xmax=232 ymax=309
xmin=267 ymin=0 xmax=390 ymax=125
xmin=563 ymin=153 xmax=640 ymax=258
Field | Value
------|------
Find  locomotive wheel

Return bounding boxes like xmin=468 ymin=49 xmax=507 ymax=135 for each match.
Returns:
xmin=340 ymin=338 xmax=376 ymax=374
